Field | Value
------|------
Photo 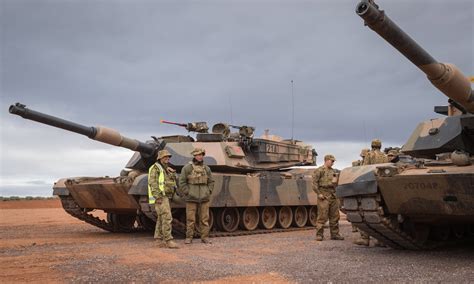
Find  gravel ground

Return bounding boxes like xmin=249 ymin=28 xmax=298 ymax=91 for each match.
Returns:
xmin=1 ymin=205 xmax=473 ymax=283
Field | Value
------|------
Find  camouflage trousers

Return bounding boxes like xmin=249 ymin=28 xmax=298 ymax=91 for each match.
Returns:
xmin=315 ymin=194 xmax=340 ymax=237
xmin=154 ymin=197 xmax=173 ymax=241
xmin=186 ymin=201 xmax=210 ymax=240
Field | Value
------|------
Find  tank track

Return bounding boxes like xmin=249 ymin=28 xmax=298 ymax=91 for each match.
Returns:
xmin=59 ymin=195 xmax=144 ymax=233
xmin=344 ymin=193 xmax=472 ymax=249
xmin=60 ymin=195 xmax=317 ymax=236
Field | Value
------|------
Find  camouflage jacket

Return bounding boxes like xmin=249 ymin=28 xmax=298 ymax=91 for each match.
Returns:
xmin=363 ymin=149 xmax=388 ymax=165
xmin=149 ymin=163 xmax=177 ymax=199
xmin=178 ymin=160 xmax=215 ymax=203
xmin=312 ymin=165 xmax=336 ymax=197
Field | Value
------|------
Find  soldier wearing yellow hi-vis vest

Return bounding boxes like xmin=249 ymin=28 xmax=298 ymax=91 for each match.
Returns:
xmin=148 ymin=149 xmax=179 ymax=249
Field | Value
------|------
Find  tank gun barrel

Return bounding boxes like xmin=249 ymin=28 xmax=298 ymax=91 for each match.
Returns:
xmin=9 ymin=103 xmax=155 ymax=155
xmin=356 ymin=0 xmax=474 ymax=113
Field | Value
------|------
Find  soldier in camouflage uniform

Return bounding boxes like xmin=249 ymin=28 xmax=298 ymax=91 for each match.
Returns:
xmin=349 ymin=148 xmax=370 ymax=233
xmin=148 ymin=150 xmax=179 ymax=249
xmin=354 ymin=139 xmax=388 ymax=246
xmin=352 ymin=148 xmax=369 ymax=166
xmin=312 ymin=154 xmax=344 ymax=241
xmin=387 ymin=149 xmax=400 ymax=163
xmin=362 ymin=139 xmax=389 ymax=165
xmin=179 ymin=148 xmax=215 ymax=244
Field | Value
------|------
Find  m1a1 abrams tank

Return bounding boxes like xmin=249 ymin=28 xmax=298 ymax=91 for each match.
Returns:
xmin=336 ymin=0 xmax=474 ymax=249
xmin=9 ymin=103 xmax=318 ymax=236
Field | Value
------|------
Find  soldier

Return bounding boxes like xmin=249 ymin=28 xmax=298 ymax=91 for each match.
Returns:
xmin=179 ymin=148 xmax=215 ymax=244
xmin=362 ymin=139 xmax=389 ymax=165
xmin=148 ymin=149 xmax=179 ymax=249
xmin=387 ymin=149 xmax=399 ymax=163
xmin=352 ymin=148 xmax=369 ymax=167
xmin=312 ymin=154 xmax=344 ymax=241
xmin=354 ymin=139 xmax=388 ymax=246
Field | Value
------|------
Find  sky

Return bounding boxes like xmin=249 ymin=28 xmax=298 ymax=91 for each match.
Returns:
xmin=1 ymin=0 xmax=473 ymax=196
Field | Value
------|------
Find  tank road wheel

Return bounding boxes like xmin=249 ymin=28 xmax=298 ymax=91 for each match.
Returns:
xmin=260 ymin=207 xmax=277 ymax=229
xmin=107 ymin=213 xmax=137 ymax=231
xmin=293 ymin=206 xmax=308 ymax=228
xmin=277 ymin=206 xmax=293 ymax=229
xmin=239 ymin=207 xmax=260 ymax=231
xmin=307 ymin=206 xmax=318 ymax=227
xmin=218 ymin=208 xmax=240 ymax=232
xmin=452 ymin=225 xmax=465 ymax=239
xmin=433 ymin=225 xmax=451 ymax=241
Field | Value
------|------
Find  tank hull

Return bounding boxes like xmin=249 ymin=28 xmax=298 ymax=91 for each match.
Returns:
xmin=337 ymin=164 xmax=474 ymax=249
xmin=54 ymin=169 xmax=319 ymax=234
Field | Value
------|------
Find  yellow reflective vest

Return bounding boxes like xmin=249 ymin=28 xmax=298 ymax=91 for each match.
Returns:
xmin=148 ymin=163 xmax=165 ymax=204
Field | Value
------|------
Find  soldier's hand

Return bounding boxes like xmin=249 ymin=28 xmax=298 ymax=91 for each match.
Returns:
xmin=318 ymin=194 xmax=326 ymax=200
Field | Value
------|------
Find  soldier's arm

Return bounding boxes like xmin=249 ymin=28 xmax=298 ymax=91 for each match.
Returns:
xmin=148 ymin=165 xmax=162 ymax=199
xmin=312 ymin=169 xmax=321 ymax=194
xmin=206 ymin=166 xmax=215 ymax=193
xmin=178 ymin=164 xmax=190 ymax=194
xmin=362 ymin=154 xmax=370 ymax=166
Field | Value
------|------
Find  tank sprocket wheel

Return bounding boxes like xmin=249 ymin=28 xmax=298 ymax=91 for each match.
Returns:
xmin=259 ymin=207 xmax=277 ymax=230
xmin=137 ymin=214 xmax=156 ymax=231
xmin=217 ymin=208 xmax=240 ymax=232
xmin=293 ymin=206 xmax=308 ymax=228
xmin=239 ymin=207 xmax=260 ymax=231
xmin=307 ymin=206 xmax=318 ymax=227
xmin=277 ymin=206 xmax=293 ymax=229
xmin=107 ymin=213 xmax=138 ymax=231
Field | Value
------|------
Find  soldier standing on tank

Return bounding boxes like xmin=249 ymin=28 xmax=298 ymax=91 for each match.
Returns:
xmin=363 ymin=139 xmax=389 ymax=165
xmin=354 ymin=139 xmax=388 ymax=246
xmin=148 ymin=149 xmax=179 ymax=249
xmin=179 ymin=148 xmax=215 ymax=244
xmin=387 ymin=149 xmax=400 ymax=163
xmin=312 ymin=154 xmax=344 ymax=241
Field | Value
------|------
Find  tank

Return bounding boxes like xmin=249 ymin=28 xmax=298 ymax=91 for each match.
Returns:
xmin=336 ymin=0 xmax=474 ymax=249
xmin=9 ymin=103 xmax=319 ymax=236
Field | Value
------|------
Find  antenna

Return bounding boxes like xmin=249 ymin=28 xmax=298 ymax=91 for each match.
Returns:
xmin=291 ymin=79 xmax=294 ymax=141
xmin=229 ymin=95 xmax=233 ymax=124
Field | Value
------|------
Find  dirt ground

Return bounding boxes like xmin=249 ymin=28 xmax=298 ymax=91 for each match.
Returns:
xmin=1 ymin=200 xmax=473 ymax=283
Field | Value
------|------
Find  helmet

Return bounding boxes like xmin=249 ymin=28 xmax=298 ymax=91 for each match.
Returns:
xmin=191 ymin=148 xmax=206 ymax=156
xmin=360 ymin=148 xmax=369 ymax=157
xmin=157 ymin=149 xmax=172 ymax=160
xmin=387 ymin=149 xmax=398 ymax=157
xmin=324 ymin=154 xmax=336 ymax=161
xmin=371 ymin=139 xmax=382 ymax=148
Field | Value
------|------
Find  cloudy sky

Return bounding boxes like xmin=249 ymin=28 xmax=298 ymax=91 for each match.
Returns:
xmin=1 ymin=0 xmax=473 ymax=196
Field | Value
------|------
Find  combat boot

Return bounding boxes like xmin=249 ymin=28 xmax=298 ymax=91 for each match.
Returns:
xmin=201 ymin=238 xmax=212 ymax=244
xmin=331 ymin=234 xmax=345 ymax=240
xmin=166 ymin=240 xmax=179 ymax=249
xmin=184 ymin=238 xmax=192 ymax=244
xmin=315 ymin=235 xmax=324 ymax=241
xmin=155 ymin=239 xmax=166 ymax=248
xmin=353 ymin=238 xmax=369 ymax=246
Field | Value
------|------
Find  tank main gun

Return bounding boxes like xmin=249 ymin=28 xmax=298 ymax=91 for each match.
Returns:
xmin=160 ymin=120 xmax=209 ymax=133
xmin=356 ymin=0 xmax=474 ymax=114
xmin=9 ymin=103 xmax=156 ymax=156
